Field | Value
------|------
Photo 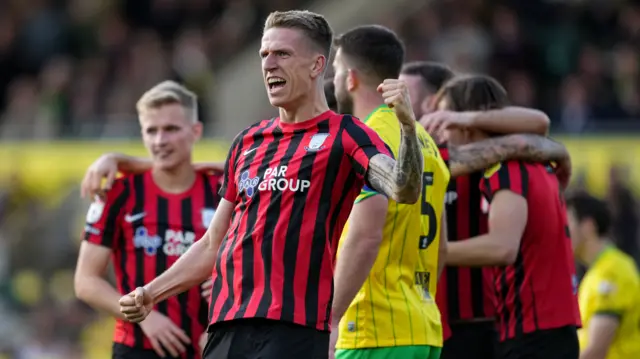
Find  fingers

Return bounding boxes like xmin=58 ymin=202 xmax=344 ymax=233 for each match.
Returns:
xmin=104 ymin=170 xmax=116 ymax=192
xmin=169 ymin=325 xmax=192 ymax=345
xmin=148 ymin=337 xmax=167 ymax=358
xmin=134 ymin=287 xmax=145 ymax=308
xmin=201 ymin=279 xmax=212 ymax=299
xmin=158 ymin=331 xmax=186 ymax=357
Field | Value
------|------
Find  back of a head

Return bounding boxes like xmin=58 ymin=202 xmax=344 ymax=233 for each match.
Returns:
xmin=264 ymin=10 xmax=333 ymax=58
xmin=334 ymin=25 xmax=405 ymax=83
xmin=435 ymin=75 xmax=509 ymax=112
xmin=566 ymin=191 xmax=612 ymax=237
xmin=324 ymin=78 xmax=338 ymax=112
xmin=401 ymin=61 xmax=455 ymax=92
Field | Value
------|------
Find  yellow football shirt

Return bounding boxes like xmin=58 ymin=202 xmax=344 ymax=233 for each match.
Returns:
xmin=337 ymin=105 xmax=450 ymax=349
xmin=578 ymin=245 xmax=640 ymax=359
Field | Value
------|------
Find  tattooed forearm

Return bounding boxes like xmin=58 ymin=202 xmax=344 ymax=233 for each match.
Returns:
xmin=367 ymin=124 xmax=423 ymax=204
xmin=448 ymin=134 xmax=569 ymax=177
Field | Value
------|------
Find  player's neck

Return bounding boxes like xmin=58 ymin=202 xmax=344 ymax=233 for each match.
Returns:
xmin=279 ymin=90 xmax=329 ymax=124
xmin=583 ymin=239 xmax=610 ymax=267
xmin=151 ymin=161 xmax=196 ymax=194
xmin=353 ymin=89 xmax=385 ymax=121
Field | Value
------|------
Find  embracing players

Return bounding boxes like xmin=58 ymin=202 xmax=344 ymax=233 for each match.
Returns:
xmin=74 ymin=81 xmax=220 ymax=359
xmin=110 ymin=10 xmax=428 ymax=359
xmin=440 ymin=75 xmax=581 ymax=359
xmin=401 ymin=62 xmax=570 ymax=359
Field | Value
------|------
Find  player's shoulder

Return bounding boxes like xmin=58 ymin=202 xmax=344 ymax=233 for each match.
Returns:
xmin=599 ymin=248 xmax=640 ymax=280
xmin=232 ymin=118 xmax=277 ymax=144
xmin=199 ymin=169 xmax=224 ymax=185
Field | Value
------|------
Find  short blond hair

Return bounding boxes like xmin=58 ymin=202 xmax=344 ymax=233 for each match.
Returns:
xmin=264 ymin=10 xmax=333 ymax=58
xmin=136 ymin=80 xmax=198 ymax=122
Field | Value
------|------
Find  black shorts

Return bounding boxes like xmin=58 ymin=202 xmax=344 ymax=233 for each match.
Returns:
xmin=441 ymin=321 xmax=499 ymax=359
xmin=203 ymin=318 xmax=329 ymax=359
xmin=112 ymin=343 xmax=185 ymax=359
xmin=499 ymin=325 xmax=579 ymax=359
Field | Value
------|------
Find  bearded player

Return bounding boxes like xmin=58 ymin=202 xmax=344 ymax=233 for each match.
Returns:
xmin=74 ymin=81 xmax=219 ymax=359
xmin=113 ymin=10 xmax=428 ymax=359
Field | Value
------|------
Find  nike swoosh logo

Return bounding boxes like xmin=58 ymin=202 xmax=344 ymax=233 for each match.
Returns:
xmin=243 ymin=148 xmax=258 ymax=156
xmin=124 ymin=212 xmax=146 ymax=223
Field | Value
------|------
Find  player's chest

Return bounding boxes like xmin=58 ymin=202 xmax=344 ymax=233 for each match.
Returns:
xmin=234 ymin=132 xmax=341 ymax=198
xmin=120 ymin=202 xmax=215 ymax=257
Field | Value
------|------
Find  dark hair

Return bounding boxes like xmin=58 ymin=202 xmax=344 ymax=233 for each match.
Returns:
xmin=434 ymin=74 xmax=509 ymax=112
xmin=401 ymin=61 xmax=455 ymax=92
xmin=333 ymin=25 xmax=405 ymax=82
xmin=264 ymin=10 xmax=333 ymax=58
xmin=324 ymin=78 xmax=338 ymax=112
xmin=566 ymin=191 xmax=611 ymax=236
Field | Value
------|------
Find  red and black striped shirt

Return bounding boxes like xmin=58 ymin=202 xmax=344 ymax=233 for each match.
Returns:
xmin=480 ymin=160 xmax=581 ymax=341
xmin=83 ymin=170 xmax=222 ymax=356
xmin=436 ymin=145 xmax=496 ymax=339
xmin=210 ymin=110 xmax=392 ymax=331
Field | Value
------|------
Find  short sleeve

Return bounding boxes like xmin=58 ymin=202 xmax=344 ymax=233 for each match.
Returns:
xmin=341 ymin=115 xmax=394 ymax=182
xmin=83 ymin=179 xmax=129 ymax=249
xmin=479 ymin=160 xmax=528 ymax=202
xmin=590 ymin=274 xmax=628 ymax=317
xmin=219 ymin=132 xmax=244 ymax=201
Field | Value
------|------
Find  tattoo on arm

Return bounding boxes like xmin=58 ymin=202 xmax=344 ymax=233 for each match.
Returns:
xmin=448 ymin=134 xmax=569 ymax=177
xmin=367 ymin=124 xmax=423 ymax=204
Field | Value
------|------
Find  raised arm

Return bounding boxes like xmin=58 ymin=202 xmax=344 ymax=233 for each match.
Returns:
xmin=367 ymin=79 xmax=424 ymax=204
xmin=421 ymin=107 xmax=550 ymax=139
xmin=470 ymin=107 xmax=550 ymax=135
xmin=447 ymin=134 xmax=570 ymax=179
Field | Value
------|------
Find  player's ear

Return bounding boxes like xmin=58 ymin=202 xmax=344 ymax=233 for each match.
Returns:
xmin=310 ymin=55 xmax=326 ymax=79
xmin=192 ymin=121 xmax=203 ymax=142
xmin=347 ymin=69 xmax=359 ymax=92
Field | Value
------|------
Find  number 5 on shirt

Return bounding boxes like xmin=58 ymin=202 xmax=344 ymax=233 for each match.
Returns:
xmin=419 ymin=171 xmax=437 ymax=249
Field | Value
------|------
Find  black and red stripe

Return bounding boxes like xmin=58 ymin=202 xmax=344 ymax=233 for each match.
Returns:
xmin=210 ymin=111 xmax=391 ymax=331
xmin=84 ymin=171 xmax=221 ymax=357
xmin=480 ymin=161 xmax=580 ymax=341
xmin=437 ymin=145 xmax=495 ymax=325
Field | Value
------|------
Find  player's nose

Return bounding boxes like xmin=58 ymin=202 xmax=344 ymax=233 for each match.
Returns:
xmin=262 ymin=54 xmax=278 ymax=72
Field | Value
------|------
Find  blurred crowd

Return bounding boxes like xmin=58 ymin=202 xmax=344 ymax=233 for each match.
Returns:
xmin=0 ymin=0 xmax=639 ymax=358
xmin=1 ymin=0 xmax=639 ymax=139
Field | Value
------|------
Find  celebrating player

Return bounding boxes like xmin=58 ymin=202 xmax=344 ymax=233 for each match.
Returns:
xmin=74 ymin=81 xmax=220 ymax=359
xmin=331 ymin=25 xmax=449 ymax=359
xmin=566 ymin=192 xmax=640 ymax=359
xmin=441 ymin=75 xmax=581 ymax=359
xmin=401 ymin=62 xmax=564 ymax=359
xmin=116 ymin=10 xmax=425 ymax=359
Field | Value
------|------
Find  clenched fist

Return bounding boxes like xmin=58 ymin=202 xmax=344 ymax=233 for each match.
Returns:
xmin=377 ymin=79 xmax=416 ymax=126
xmin=119 ymin=287 xmax=154 ymax=323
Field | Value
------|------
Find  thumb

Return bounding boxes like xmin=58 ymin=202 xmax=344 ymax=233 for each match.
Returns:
xmin=134 ymin=287 xmax=145 ymax=308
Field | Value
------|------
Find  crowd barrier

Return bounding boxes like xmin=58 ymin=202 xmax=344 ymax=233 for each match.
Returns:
xmin=0 ymin=136 xmax=638 ymax=199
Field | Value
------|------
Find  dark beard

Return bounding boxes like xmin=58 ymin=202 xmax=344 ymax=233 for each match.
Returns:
xmin=337 ymin=93 xmax=353 ymax=115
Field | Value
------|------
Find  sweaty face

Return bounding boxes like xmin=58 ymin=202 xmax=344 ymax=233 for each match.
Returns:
xmin=260 ymin=28 xmax=323 ymax=109
xmin=139 ymin=103 xmax=201 ymax=171
xmin=332 ymin=48 xmax=354 ymax=114
xmin=399 ymin=74 xmax=426 ymax=118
